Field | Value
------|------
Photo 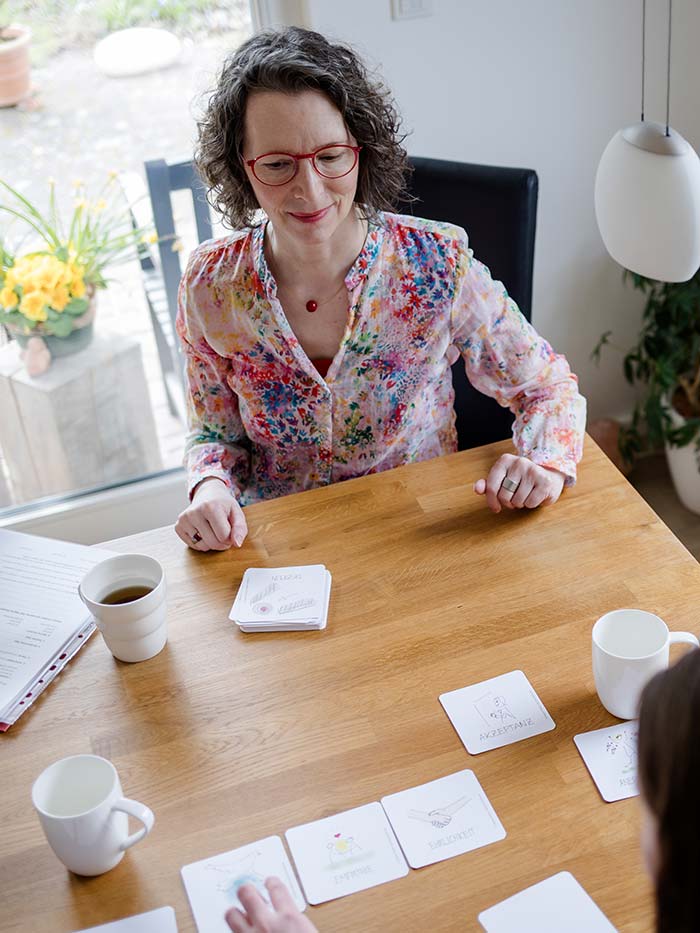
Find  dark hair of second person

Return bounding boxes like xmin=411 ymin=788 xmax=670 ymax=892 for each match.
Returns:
xmin=637 ymin=647 xmax=700 ymax=933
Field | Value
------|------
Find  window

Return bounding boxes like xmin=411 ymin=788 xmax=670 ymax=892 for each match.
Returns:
xmin=0 ymin=1 xmax=252 ymax=518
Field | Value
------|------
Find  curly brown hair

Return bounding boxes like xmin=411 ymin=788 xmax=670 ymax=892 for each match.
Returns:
xmin=195 ymin=26 xmax=412 ymax=229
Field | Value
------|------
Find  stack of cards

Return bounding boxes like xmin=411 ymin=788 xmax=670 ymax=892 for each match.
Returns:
xmin=229 ymin=565 xmax=331 ymax=632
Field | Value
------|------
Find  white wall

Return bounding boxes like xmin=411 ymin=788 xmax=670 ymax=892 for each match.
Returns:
xmin=275 ymin=0 xmax=700 ymax=422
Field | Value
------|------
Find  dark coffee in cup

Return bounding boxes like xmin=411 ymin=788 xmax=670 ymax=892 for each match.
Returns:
xmin=100 ymin=585 xmax=153 ymax=605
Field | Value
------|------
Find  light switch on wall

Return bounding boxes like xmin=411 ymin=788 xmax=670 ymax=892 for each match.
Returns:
xmin=391 ymin=0 xmax=434 ymax=20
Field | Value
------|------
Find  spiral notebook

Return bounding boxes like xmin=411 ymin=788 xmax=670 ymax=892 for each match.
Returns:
xmin=0 ymin=529 xmax=115 ymax=731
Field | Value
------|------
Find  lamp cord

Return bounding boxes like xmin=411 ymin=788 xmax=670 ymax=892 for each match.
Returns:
xmin=665 ymin=0 xmax=673 ymax=136
xmin=641 ymin=0 xmax=646 ymax=122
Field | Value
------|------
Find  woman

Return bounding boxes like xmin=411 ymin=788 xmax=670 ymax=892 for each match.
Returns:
xmin=226 ymin=649 xmax=700 ymax=933
xmin=175 ymin=27 xmax=586 ymax=552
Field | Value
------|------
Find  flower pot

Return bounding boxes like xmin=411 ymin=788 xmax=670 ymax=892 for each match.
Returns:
xmin=0 ymin=25 xmax=31 ymax=108
xmin=6 ymin=289 xmax=97 ymax=374
xmin=13 ymin=320 xmax=95 ymax=357
xmin=665 ymin=401 xmax=700 ymax=514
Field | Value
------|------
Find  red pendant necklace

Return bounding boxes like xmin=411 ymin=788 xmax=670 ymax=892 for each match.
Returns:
xmin=305 ymin=280 xmax=348 ymax=313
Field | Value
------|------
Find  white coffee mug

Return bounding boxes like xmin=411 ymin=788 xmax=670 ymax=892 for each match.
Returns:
xmin=79 ymin=553 xmax=167 ymax=662
xmin=592 ymin=608 xmax=699 ymax=719
xmin=32 ymin=754 xmax=154 ymax=876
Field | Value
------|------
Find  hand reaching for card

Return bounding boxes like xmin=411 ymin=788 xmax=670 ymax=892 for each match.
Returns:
xmin=225 ymin=877 xmax=318 ymax=933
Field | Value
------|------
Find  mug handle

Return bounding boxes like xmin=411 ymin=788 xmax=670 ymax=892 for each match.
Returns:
xmin=669 ymin=631 xmax=700 ymax=648
xmin=112 ymin=796 xmax=155 ymax=851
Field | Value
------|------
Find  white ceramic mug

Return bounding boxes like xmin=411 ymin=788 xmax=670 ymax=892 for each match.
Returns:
xmin=79 ymin=553 xmax=167 ymax=662
xmin=31 ymin=754 xmax=154 ymax=876
xmin=592 ymin=608 xmax=699 ymax=719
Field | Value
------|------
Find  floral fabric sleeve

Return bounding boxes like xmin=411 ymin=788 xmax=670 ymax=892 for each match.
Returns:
xmin=176 ymin=253 xmax=251 ymax=501
xmin=450 ymin=237 xmax=586 ymax=484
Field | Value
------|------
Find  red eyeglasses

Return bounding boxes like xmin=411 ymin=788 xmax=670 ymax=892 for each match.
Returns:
xmin=245 ymin=144 xmax=361 ymax=186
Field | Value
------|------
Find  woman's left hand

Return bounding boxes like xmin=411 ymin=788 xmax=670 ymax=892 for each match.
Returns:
xmin=473 ymin=454 xmax=566 ymax=513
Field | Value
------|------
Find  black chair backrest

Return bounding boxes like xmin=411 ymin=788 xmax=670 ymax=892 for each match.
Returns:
xmin=145 ymin=158 xmax=213 ymax=333
xmin=401 ymin=156 xmax=538 ymax=450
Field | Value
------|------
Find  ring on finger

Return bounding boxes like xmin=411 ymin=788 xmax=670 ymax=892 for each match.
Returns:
xmin=501 ymin=476 xmax=520 ymax=493
xmin=191 ymin=531 xmax=202 ymax=543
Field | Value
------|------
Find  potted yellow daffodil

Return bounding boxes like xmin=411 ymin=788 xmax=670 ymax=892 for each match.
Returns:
xmin=0 ymin=176 xmax=153 ymax=372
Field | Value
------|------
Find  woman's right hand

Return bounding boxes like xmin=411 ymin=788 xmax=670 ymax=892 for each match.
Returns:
xmin=175 ymin=477 xmax=248 ymax=551
xmin=225 ymin=877 xmax=318 ymax=933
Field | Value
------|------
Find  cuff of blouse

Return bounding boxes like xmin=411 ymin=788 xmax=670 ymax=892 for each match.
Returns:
xmin=188 ymin=474 xmax=237 ymax=502
xmin=539 ymin=461 xmax=577 ymax=487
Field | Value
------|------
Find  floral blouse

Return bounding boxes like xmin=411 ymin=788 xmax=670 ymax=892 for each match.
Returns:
xmin=176 ymin=212 xmax=586 ymax=505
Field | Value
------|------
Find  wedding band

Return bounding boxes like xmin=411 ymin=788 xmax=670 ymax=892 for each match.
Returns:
xmin=501 ymin=476 xmax=519 ymax=493
xmin=191 ymin=531 xmax=202 ymax=543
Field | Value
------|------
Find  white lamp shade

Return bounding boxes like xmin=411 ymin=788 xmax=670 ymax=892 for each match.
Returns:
xmin=594 ymin=126 xmax=700 ymax=282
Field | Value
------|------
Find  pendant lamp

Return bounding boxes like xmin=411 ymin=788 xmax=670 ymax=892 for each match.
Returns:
xmin=594 ymin=0 xmax=700 ymax=283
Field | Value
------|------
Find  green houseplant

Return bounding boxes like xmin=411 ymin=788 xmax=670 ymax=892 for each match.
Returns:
xmin=0 ymin=175 xmax=154 ymax=371
xmin=594 ymin=268 xmax=700 ymax=510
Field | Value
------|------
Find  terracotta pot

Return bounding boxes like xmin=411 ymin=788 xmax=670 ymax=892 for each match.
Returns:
xmin=0 ymin=25 xmax=31 ymax=108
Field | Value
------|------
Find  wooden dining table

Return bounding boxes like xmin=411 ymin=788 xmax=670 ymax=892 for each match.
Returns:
xmin=5 ymin=435 xmax=698 ymax=932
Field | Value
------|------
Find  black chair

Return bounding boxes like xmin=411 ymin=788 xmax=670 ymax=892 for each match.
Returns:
xmin=401 ymin=156 xmax=538 ymax=450
xmin=138 ymin=156 xmax=538 ymax=450
xmin=120 ymin=159 xmax=213 ymax=422
xmin=145 ymin=158 xmax=213 ymax=342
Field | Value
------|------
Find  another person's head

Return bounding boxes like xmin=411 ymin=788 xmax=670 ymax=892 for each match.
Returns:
xmin=637 ymin=648 xmax=700 ymax=933
xmin=196 ymin=27 xmax=410 ymax=239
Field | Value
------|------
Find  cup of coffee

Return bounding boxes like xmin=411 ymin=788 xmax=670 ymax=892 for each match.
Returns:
xmin=592 ymin=608 xmax=699 ymax=719
xmin=79 ymin=554 xmax=167 ymax=662
xmin=32 ymin=754 xmax=154 ymax=876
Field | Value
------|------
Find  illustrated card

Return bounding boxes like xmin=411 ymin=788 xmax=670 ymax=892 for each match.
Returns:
xmin=230 ymin=565 xmax=328 ymax=625
xmin=235 ymin=570 xmax=332 ymax=632
xmin=478 ymin=871 xmax=617 ymax=932
xmin=380 ymin=769 xmax=506 ymax=868
xmin=574 ymin=720 xmax=639 ymax=803
xmin=285 ymin=801 xmax=408 ymax=905
xmin=439 ymin=670 xmax=555 ymax=754
xmin=72 ymin=907 xmax=178 ymax=932
xmin=181 ymin=835 xmax=305 ymax=932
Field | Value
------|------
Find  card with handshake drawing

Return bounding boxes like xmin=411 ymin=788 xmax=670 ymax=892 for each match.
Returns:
xmin=381 ymin=769 xmax=506 ymax=868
